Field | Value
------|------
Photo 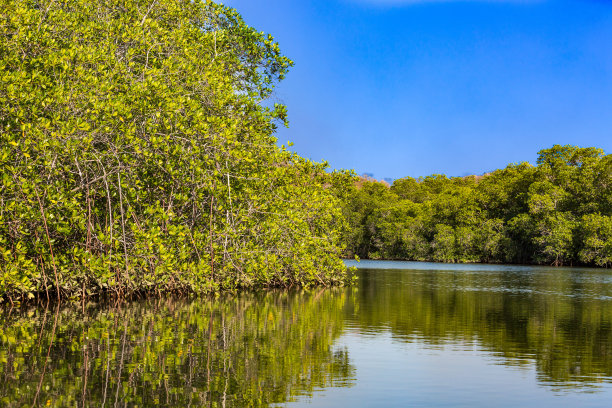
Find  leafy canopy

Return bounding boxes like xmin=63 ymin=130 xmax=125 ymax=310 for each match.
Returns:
xmin=0 ymin=0 xmax=351 ymax=301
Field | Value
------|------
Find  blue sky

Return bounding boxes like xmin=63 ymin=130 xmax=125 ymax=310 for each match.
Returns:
xmin=222 ymin=0 xmax=612 ymax=180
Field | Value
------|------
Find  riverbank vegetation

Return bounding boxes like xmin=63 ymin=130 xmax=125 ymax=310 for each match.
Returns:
xmin=0 ymin=0 xmax=351 ymax=303
xmin=342 ymin=145 xmax=611 ymax=267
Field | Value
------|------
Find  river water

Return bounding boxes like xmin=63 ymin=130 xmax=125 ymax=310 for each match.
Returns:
xmin=2 ymin=260 xmax=612 ymax=407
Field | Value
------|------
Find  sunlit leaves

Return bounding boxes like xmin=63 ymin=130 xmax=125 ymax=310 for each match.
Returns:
xmin=0 ymin=0 xmax=349 ymax=301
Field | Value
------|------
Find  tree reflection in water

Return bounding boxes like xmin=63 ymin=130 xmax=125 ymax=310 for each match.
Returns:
xmin=351 ymin=267 xmax=612 ymax=388
xmin=0 ymin=288 xmax=354 ymax=407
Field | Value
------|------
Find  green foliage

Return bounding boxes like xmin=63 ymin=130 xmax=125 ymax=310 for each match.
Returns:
xmin=578 ymin=214 xmax=612 ymax=267
xmin=342 ymin=145 xmax=611 ymax=266
xmin=0 ymin=0 xmax=350 ymax=301
xmin=432 ymin=224 xmax=455 ymax=263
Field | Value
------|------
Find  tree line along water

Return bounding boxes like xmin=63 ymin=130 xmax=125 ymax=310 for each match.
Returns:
xmin=341 ymin=145 xmax=611 ymax=267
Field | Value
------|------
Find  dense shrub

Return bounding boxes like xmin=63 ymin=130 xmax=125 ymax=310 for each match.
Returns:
xmin=0 ymin=0 xmax=350 ymax=301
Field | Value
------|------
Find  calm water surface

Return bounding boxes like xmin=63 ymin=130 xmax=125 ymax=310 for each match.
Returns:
xmin=2 ymin=260 xmax=612 ymax=407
